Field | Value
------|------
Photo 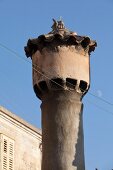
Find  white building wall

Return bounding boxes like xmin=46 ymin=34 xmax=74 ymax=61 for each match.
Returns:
xmin=0 ymin=106 xmax=42 ymax=170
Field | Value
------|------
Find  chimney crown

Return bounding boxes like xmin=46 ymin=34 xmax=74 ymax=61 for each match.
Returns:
xmin=24 ymin=19 xmax=97 ymax=58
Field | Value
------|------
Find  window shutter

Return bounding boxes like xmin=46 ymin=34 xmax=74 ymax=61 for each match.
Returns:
xmin=8 ymin=140 xmax=14 ymax=170
xmin=3 ymin=139 xmax=7 ymax=154
xmin=3 ymin=155 xmax=7 ymax=170
xmin=3 ymin=136 xmax=8 ymax=170
xmin=0 ymin=134 xmax=14 ymax=170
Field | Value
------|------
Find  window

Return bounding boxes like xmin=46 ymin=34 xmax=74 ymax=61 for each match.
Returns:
xmin=0 ymin=134 xmax=14 ymax=170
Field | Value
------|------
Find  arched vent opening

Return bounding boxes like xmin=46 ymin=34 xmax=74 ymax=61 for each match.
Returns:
xmin=67 ymin=36 xmax=77 ymax=45
xmin=50 ymin=78 xmax=64 ymax=89
xmin=79 ymin=80 xmax=88 ymax=92
xmin=66 ymin=78 xmax=77 ymax=89
xmin=38 ymin=81 xmax=48 ymax=92
xmin=81 ymin=37 xmax=90 ymax=48
xmin=34 ymin=84 xmax=42 ymax=99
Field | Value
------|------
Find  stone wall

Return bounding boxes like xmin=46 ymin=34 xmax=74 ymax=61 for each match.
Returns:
xmin=0 ymin=106 xmax=42 ymax=170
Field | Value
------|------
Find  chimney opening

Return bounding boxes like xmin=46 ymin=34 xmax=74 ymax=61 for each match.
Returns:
xmin=33 ymin=84 xmax=42 ymax=99
xmin=38 ymin=81 xmax=48 ymax=92
xmin=81 ymin=37 xmax=90 ymax=48
xmin=67 ymin=36 xmax=77 ymax=45
xmin=50 ymin=78 xmax=64 ymax=89
xmin=79 ymin=80 xmax=88 ymax=92
xmin=54 ymin=34 xmax=62 ymax=40
xmin=66 ymin=78 xmax=77 ymax=89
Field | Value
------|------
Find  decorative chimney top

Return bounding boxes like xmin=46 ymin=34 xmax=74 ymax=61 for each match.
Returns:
xmin=50 ymin=18 xmax=75 ymax=35
xmin=24 ymin=19 xmax=97 ymax=58
xmin=51 ymin=19 xmax=66 ymax=32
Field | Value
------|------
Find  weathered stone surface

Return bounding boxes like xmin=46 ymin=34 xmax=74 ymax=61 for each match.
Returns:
xmin=32 ymin=45 xmax=90 ymax=100
xmin=0 ymin=106 xmax=42 ymax=170
xmin=25 ymin=34 xmax=96 ymax=58
xmin=24 ymin=19 xmax=97 ymax=58
xmin=41 ymin=91 xmax=85 ymax=170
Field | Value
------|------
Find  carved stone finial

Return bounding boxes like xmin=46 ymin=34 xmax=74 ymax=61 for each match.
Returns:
xmin=51 ymin=18 xmax=65 ymax=33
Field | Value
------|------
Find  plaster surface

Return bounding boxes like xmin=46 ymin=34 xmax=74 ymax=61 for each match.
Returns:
xmin=0 ymin=106 xmax=42 ymax=170
xmin=32 ymin=46 xmax=90 ymax=88
xmin=41 ymin=91 xmax=85 ymax=170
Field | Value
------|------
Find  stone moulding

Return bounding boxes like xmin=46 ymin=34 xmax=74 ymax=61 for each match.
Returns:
xmin=25 ymin=34 xmax=97 ymax=58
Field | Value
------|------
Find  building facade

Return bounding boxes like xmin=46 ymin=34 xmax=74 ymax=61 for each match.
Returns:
xmin=0 ymin=106 xmax=42 ymax=170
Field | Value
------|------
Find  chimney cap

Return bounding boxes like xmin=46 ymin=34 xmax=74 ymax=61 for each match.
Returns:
xmin=24 ymin=19 xmax=97 ymax=58
xmin=50 ymin=18 xmax=77 ymax=36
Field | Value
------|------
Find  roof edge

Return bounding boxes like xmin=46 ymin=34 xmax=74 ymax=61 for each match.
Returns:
xmin=0 ymin=106 xmax=42 ymax=136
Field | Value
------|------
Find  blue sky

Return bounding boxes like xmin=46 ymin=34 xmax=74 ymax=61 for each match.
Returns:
xmin=0 ymin=0 xmax=113 ymax=169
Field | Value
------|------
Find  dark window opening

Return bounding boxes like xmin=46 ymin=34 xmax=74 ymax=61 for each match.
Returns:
xmin=66 ymin=78 xmax=77 ymax=89
xmin=54 ymin=33 xmax=62 ymax=39
xmin=67 ymin=36 xmax=77 ymax=45
xmin=34 ymin=84 xmax=42 ymax=99
xmin=81 ymin=37 xmax=90 ymax=48
xmin=50 ymin=78 xmax=64 ymax=89
xmin=79 ymin=80 xmax=88 ymax=92
xmin=38 ymin=81 xmax=48 ymax=92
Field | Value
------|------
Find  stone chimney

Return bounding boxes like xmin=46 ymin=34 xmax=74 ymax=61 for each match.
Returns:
xmin=24 ymin=19 xmax=97 ymax=170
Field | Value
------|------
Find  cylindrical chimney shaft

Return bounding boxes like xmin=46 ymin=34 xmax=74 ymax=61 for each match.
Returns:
xmin=25 ymin=19 xmax=97 ymax=170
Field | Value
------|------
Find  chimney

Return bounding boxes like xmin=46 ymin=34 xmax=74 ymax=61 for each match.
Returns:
xmin=25 ymin=19 xmax=97 ymax=170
